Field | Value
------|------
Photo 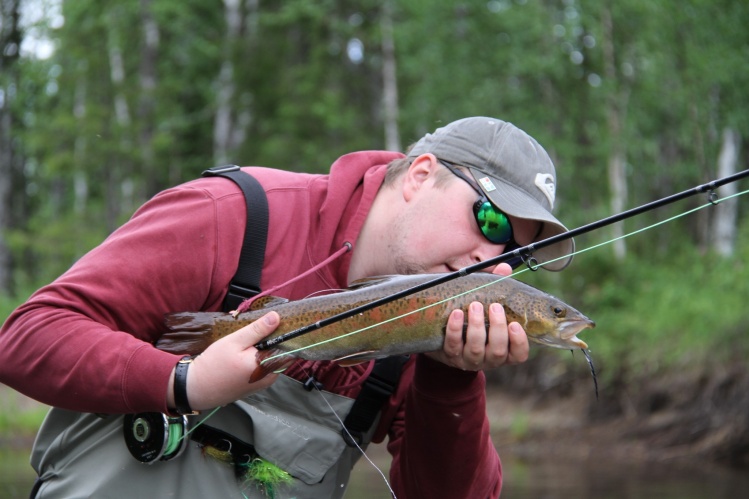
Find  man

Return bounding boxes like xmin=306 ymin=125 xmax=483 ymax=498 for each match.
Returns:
xmin=0 ymin=117 xmax=573 ymax=498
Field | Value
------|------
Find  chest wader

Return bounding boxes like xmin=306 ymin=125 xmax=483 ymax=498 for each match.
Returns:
xmin=28 ymin=167 xmax=407 ymax=498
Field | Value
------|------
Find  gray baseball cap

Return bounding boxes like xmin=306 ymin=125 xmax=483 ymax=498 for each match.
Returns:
xmin=407 ymin=117 xmax=574 ymax=271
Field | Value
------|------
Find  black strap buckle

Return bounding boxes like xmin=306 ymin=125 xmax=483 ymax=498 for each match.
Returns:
xmin=225 ymin=283 xmax=262 ymax=308
xmin=303 ymin=376 xmax=325 ymax=392
xmin=202 ymin=165 xmax=241 ymax=176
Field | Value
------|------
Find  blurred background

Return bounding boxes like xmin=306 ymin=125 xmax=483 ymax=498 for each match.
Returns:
xmin=1 ymin=0 xmax=749 ymax=497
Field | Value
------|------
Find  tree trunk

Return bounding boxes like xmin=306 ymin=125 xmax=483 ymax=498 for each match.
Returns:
xmin=106 ymin=8 xmax=135 ymax=229
xmin=711 ymin=128 xmax=740 ymax=257
xmin=214 ymin=0 xmax=254 ymax=165
xmin=73 ymin=74 xmax=89 ymax=216
xmin=601 ymin=3 xmax=628 ymax=260
xmin=108 ymin=26 xmax=132 ymax=129
xmin=139 ymin=0 xmax=159 ymax=196
xmin=0 ymin=0 xmax=21 ymax=294
xmin=380 ymin=0 xmax=400 ymax=152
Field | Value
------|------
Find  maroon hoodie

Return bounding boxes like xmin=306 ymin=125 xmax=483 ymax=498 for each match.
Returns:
xmin=0 ymin=151 xmax=502 ymax=497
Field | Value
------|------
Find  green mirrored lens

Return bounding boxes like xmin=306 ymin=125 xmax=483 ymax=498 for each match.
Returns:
xmin=476 ymin=201 xmax=513 ymax=244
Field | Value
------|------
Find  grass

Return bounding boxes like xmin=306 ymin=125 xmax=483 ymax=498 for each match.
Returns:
xmin=508 ymin=411 xmax=531 ymax=441
xmin=0 ymin=386 xmax=48 ymax=440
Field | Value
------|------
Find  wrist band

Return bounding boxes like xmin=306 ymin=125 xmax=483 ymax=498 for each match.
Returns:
xmin=174 ymin=356 xmax=199 ymax=415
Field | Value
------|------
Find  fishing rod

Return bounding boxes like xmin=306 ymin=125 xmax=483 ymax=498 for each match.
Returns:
xmin=255 ymin=168 xmax=749 ymax=350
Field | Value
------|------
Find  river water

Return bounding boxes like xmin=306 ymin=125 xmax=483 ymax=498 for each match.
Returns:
xmin=342 ymin=445 xmax=749 ymax=499
xmin=3 ymin=442 xmax=749 ymax=498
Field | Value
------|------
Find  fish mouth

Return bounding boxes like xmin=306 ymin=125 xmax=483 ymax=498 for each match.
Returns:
xmin=558 ymin=318 xmax=595 ymax=350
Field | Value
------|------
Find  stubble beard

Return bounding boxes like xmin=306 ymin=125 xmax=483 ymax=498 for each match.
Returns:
xmin=388 ymin=212 xmax=430 ymax=276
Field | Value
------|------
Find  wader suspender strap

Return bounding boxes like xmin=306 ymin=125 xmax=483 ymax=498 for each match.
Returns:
xmin=341 ymin=355 xmax=409 ymax=446
xmin=201 ymin=165 xmax=404 ymax=448
xmin=201 ymin=165 xmax=269 ymax=312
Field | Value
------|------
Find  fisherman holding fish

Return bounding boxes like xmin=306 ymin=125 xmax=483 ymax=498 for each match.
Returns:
xmin=0 ymin=117 xmax=577 ymax=498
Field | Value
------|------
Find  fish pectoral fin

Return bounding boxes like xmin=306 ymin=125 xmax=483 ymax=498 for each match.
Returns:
xmin=332 ymin=350 xmax=379 ymax=366
xmin=250 ymin=349 xmax=294 ymax=383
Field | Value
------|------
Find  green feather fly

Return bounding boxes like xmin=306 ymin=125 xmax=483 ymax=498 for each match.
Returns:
xmin=239 ymin=457 xmax=292 ymax=498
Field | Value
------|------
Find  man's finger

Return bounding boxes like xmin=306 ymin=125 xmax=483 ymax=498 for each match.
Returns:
xmin=231 ymin=311 xmax=280 ymax=349
xmin=491 ymin=262 xmax=513 ymax=277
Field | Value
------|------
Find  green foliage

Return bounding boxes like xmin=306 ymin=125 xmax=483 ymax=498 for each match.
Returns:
xmin=2 ymin=0 xmax=748 ymax=386
xmin=0 ymin=381 xmax=48 ymax=436
xmin=508 ymin=410 xmax=531 ymax=441
xmin=6 ymin=0 xmax=749 ymax=254
xmin=0 ymin=401 xmax=48 ymax=436
xmin=0 ymin=291 xmax=23 ymax=325
xmin=5 ymin=211 xmax=110 ymax=286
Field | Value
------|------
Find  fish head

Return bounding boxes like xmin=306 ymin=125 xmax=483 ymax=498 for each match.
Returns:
xmin=508 ymin=292 xmax=595 ymax=350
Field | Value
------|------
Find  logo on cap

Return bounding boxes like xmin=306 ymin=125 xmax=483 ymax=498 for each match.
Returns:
xmin=534 ymin=173 xmax=555 ymax=207
xmin=478 ymin=177 xmax=496 ymax=192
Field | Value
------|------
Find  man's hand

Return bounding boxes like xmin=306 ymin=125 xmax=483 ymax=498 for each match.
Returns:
xmin=425 ymin=262 xmax=530 ymax=371
xmin=167 ymin=311 xmax=282 ymax=411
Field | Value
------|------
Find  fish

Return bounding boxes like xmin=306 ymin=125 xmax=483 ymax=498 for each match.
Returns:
xmin=157 ymin=273 xmax=595 ymax=382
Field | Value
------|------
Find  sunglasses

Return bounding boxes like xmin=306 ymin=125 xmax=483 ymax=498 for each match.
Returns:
xmin=438 ymin=159 xmax=515 ymax=247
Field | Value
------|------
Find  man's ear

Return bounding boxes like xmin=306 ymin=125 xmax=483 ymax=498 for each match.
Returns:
xmin=402 ymin=153 xmax=439 ymax=201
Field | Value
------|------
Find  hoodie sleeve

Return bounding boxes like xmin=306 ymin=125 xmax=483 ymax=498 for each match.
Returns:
xmin=374 ymin=355 xmax=502 ymax=498
xmin=0 ymin=182 xmax=246 ymax=414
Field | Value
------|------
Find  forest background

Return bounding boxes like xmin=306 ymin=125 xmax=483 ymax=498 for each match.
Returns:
xmin=1 ymin=0 xmax=749 ymax=480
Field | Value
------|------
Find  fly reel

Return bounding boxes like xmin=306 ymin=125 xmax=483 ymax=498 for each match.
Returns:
xmin=123 ymin=412 xmax=188 ymax=463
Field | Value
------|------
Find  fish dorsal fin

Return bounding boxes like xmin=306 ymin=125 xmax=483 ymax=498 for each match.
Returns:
xmin=302 ymin=288 xmax=346 ymax=299
xmin=347 ymin=275 xmax=397 ymax=290
xmin=332 ymin=350 xmax=380 ymax=366
xmin=248 ymin=295 xmax=289 ymax=311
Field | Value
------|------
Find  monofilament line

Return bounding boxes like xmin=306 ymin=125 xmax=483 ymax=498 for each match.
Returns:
xmin=260 ymin=189 xmax=749 ymax=363
xmin=302 ymin=366 xmax=398 ymax=499
xmin=255 ymin=170 xmax=749 ymax=351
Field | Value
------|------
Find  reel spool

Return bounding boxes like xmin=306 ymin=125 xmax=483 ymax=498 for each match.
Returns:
xmin=123 ymin=412 xmax=188 ymax=463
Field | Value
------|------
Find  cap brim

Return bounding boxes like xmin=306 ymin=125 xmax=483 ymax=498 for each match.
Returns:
xmin=468 ymin=168 xmax=574 ymax=271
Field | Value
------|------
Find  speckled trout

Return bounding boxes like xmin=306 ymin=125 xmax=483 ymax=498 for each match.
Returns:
xmin=157 ymin=273 xmax=595 ymax=381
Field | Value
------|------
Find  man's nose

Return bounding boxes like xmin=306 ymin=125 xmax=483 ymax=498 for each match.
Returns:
xmin=471 ymin=241 xmax=508 ymax=274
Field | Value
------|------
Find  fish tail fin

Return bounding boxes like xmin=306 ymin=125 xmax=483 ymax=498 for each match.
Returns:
xmin=249 ymin=349 xmax=295 ymax=383
xmin=157 ymin=312 xmax=220 ymax=356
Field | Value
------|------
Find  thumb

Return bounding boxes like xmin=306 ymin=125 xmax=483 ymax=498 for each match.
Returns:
xmin=492 ymin=262 xmax=513 ymax=277
xmin=231 ymin=311 xmax=281 ymax=350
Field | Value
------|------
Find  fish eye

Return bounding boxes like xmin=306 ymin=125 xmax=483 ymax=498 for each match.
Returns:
xmin=552 ymin=306 xmax=566 ymax=317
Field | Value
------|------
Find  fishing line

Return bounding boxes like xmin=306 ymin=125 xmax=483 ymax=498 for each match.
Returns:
xmin=259 ymin=188 xmax=749 ymax=409
xmin=530 ymin=187 xmax=749 ymax=270
xmin=173 ymin=383 xmax=397 ymax=497
xmin=260 ymin=188 xmax=749 ymax=363
xmin=182 ymin=406 xmax=221 ymax=439
xmin=255 ymin=169 xmax=749 ymax=351
xmin=300 ymin=364 xmax=398 ymax=499
xmin=171 ymin=181 xmax=748 ymax=498
xmin=581 ymin=349 xmax=599 ymax=399
xmin=190 ymin=185 xmax=748 ymax=493
xmin=123 ymin=412 xmax=190 ymax=463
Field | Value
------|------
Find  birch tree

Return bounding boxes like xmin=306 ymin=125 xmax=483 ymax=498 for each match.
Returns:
xmin=138 ymin=0 xmax=159 ymax=196
xmin=380 ymin=0 xmax=399 ymax=152
xmin=0 ymin=0 xmax=21 ymax=294
xmin=712 ymin=128 xmax=740 ymax=256
xmin=601 ymin=2 xmax=629 ymax=260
